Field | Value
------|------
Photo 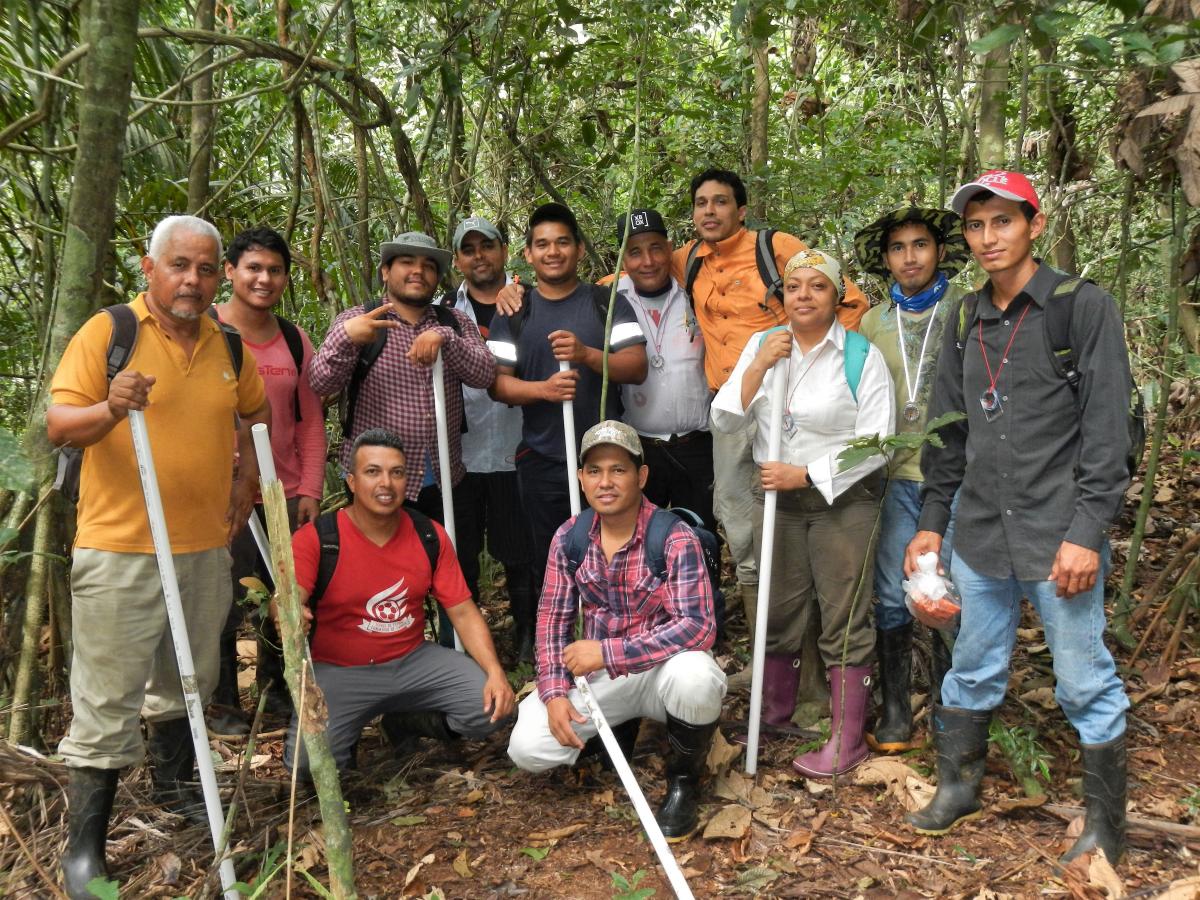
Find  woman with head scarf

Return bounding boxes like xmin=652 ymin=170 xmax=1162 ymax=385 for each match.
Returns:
xmin=711 ymin=249 xmax=895 ymax=777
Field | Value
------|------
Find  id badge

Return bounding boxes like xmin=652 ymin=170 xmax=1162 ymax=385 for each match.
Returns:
xmin=980 ymin=389 xmax=1004 ymax=423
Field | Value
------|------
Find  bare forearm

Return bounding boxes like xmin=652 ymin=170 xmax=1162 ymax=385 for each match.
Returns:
xmin=490 ymin=372 xmax=546 ymax=406
xmin=600 ymin=346 xmax=648 ymax=385
xmin=46 ymin=402 xmax=121 ymax=448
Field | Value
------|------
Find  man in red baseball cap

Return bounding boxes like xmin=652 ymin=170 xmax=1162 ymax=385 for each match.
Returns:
xmin=904 ymin=170 xmax=1135 ymax=866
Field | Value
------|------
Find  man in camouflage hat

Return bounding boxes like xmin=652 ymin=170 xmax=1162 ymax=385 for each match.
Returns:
xmin=853 ymin=207 xmax=968 ymax=753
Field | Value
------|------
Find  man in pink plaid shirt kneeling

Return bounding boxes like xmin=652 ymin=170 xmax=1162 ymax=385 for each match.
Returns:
xmin=507 ymin=420 xmax=728 ymax=840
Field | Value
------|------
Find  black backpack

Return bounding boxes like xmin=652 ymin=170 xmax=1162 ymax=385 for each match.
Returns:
xmin=954 ymin=271 xmax=1146 ymax=476
xmin=307 ymin=506 xmax=441 ymax=642
xmin=338 ymin=298 xmax=464 ymax=435
xmin=53 ymin=304 xmax=246 ymax=503
xmin=683 ymin=228 xmax=783 ymax=319
xmin=562 ymin=506 xmax=726 ymax=636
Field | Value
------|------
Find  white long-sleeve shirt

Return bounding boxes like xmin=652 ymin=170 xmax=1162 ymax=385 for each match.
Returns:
xmin=710 ymin=321 xmax=895 ymax=504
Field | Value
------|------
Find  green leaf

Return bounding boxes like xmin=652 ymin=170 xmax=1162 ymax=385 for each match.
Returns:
xmin=521 ymin=846 xmax=551 ymax=860
xmin=835 ymin=445 xmax=882 ymax=473
xmin=1077 ymin=34 xmax=1115 ymax=62
xmin=85 ymin=877 xmax=121 ymax=900
xmin=0 ymin=429 xmax=34 ymax=492
xmin=925 ymin=410 xmax=967 ymax=434
xmin=581 ymin=118 xmax=596 ymax=148
xmin=967 ymin=24 xmax=1022 ymax=55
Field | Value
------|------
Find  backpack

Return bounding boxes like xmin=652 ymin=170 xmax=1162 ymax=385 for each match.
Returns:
xmin=684 ymin=228 xmax=783 ymax=318
xmin=954 ymin=272 xmax=1146 ymax=476
xmin=274 ymin=316 xmax=306 ymax=421
xmin=562 ymin=506 xmax=726 ymax=636
xmin=53 ymin=304 xmax=244 ymax=503
xmin=756 ymin=325 xmax=870 ymax=403
xmin=338 ymin=298 xmax=465 ymax=436
xmin=307 ymin=506 xmax=441 ymax=642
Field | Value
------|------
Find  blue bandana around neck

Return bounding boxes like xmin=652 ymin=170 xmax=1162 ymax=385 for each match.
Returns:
xmin=890 ymin=271 xmax=948 ymax=314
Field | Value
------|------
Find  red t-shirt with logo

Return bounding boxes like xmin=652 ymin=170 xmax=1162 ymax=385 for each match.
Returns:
xmin=292 ymin=509 xmax=471 ymax=666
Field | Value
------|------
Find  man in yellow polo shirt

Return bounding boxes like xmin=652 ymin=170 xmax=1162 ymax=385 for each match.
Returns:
xmin=672 ymin=168 xmax=868 ymax=647
xmin=47 ymin=215 xmax=269 ymax=899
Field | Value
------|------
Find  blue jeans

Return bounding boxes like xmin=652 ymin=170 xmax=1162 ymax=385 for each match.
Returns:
xmin=874 ymin=479 xmax=956 ymax=632
xmin=942 ymin=547 xmax=1128 ymax=745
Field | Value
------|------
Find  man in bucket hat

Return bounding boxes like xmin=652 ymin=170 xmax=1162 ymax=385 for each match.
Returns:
xmin=853 ymin=206 xmax=968 ymax=753
xmin=308 ymin=232 xmax=495 ymax=603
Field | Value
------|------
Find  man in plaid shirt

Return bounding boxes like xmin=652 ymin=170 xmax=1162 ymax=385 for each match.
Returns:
xmin=508 ymin=420 xmax=727 ymax=839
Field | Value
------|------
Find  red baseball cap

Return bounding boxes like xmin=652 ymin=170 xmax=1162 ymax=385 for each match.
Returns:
xmin=950 ymin=170 xmax=1040 ymax=216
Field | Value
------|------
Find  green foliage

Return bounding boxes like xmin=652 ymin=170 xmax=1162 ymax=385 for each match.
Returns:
xmin=989 ymin=720 xmax=1052 ymax=791
xmin=84 ymin=877 xmax=121 ymax=900
xmin=610 ymin=868 xmax=655 ymax=900
xmin=520 ymin=846 xmax=551 ymax=860
xmin=0 ymin=428 xmax=35 ymax=491
xmin=836 ymin=411 xmax=966 ymax=474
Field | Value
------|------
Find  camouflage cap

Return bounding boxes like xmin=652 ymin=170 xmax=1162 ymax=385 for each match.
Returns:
xmin=579 ymin=419 xmax=643 ymax=464
xmin=852 ymin=207 xmax=968 ymax=281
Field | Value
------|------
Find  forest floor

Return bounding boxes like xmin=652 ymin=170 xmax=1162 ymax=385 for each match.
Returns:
xmin=3 ymin=451 xmax=1200 ymax=899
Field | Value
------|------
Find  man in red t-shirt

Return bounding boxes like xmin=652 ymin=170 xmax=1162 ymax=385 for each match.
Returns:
xmin=284 ymin=429 xmax=515 ymax=774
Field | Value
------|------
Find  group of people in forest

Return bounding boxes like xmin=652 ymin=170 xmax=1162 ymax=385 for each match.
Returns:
xmin=49 ymin=165 xmax=1135 ymax=898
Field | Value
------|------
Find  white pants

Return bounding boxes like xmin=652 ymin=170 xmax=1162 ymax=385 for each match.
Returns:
xmin=507 ymin=651 xmax=727 ymax=773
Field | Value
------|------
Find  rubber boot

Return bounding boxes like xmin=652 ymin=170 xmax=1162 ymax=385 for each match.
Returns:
xmin=792 ymin=665 xmax=872 ymax=778
xmin=657 ymin=716 xmax=718 ymax=840
xmin=146 ymin=718 xmax=208 ymax=826
xmin=867 ymin=624 xmax=916 ymax=752
xmin=208 ymin=633 xmax=250 ymax=738
xmin=733 ymin=653 xmax=801 ymax=744
xmin=256 ymin=618 xmax=293 ymax=719
xmin=62 ymin=767 xmax=119 ymax=900
xmin=929 ymin=627 xmax=953 ymax=709
xmin=1061 ymin=734 xmax=1127 ymax=865
xmin=380 ymin=710 xmax=459 ymax=756
xmin=578 ymin=717 xmax=641 ymax=771
xmin=905 ymin=705 xmax=993 ymax=834
xmin=508 ymin=565 xmax=536 ymax=667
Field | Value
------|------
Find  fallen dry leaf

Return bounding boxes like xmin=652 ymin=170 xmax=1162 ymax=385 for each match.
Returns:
xmin=452 ymin=848 xmax=473 ymax=879
xmin=995 ymin=793 xmax=1048 ymax=812
xmin=1088 ymin=849 xmax=1125 ymax=898
xmin=1153 ymin=874 xmax=1200 ymax=899
xmin=464 ymin=788 xmax=485 ymax=804
xmin=706 ymin=729 xmax=742 ymax=773
xmin=403 ymin=852 xmax=435 ymax=888
xmin=1141 ymin=796 xmax=1184 ymax=820
xmin=156 ymin=851 xmax=181 ymax=886
xmin=527 ymin=823 xmax=588 ymax=841
xmin=591 ymin=789 xmax=615 ymax=806
xmin=713 ymin=770 xmax=753 ymax=804
xmin=752 ymin=808 xmax=783 ymax=829
xmin=1019 ymin=686 xmax=1058 ymax=709
xmin=703 ymin=804 xmax=752 ymax=840
xmin=853 ymin=757 xmax=935 ymax=812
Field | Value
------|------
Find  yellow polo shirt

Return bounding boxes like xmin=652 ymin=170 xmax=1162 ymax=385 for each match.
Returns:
xmin=672 ymin=228 xmax=868 ymax=388
xmin=51 ymin=294 xmax=266 ymax=553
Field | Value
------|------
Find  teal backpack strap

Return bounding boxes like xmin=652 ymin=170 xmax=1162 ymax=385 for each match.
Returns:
xmin=842 ymin=330 xmax=869 ymax=403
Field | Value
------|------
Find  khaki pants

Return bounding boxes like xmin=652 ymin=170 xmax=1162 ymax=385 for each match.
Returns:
xmin=754 ymin=481 xmax=880 ymax=669
xmin=710 ymin=417 xmax=762 ymax=587
xmin=59 ymin=547 xmax=231 ymax=770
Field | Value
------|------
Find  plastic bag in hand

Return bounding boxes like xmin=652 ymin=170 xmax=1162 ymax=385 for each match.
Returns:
xmin=901 ymin=551 xmax=961 ymax=630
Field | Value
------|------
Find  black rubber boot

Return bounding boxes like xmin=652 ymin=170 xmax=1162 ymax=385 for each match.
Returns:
xmin=256 ymin=618 xmax=294 ymax=719
xmin=508 ymin=565 xmax=537 ymax=666
xmin=578 ymin=717 xmax=641 ymax=770
xmin=380 ymin=710 xmax=458 ymax=756
xmin=657 ymin=716 xmax=718 ymax=840
xmin=1061 ymin=734 xmax=1127 ymax=865
xmin=867 ymin=624 xmax=915 ymax=752
xmin=930 ymin=628 xmax=953 ymax=709
xmin=209 ymin=633 xmax=250 ymax=738
xmin=62 ymin=767 xmax=119 ymax=900
xmin=905 ymin=706 xmax=993 ymax=835
xmin=146 ymin=718 xmax=208 ymax=826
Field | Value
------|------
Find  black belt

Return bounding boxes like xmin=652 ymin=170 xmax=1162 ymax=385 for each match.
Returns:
xmin=642 ymin=429 xmax=707 ymax=447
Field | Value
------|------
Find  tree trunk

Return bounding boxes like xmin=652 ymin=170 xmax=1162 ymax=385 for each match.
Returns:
xmin=747 ymin=2 xmax=770 ymax=223
xmin=185 ymin=0 xmax=216 ymax=214
xmin=7 ymin=499 xmax=56 ymax=744
xmin=975 ymin=21 xmax=1011 ymax=170
xmin=346 ymin=0 xmax=372 ymax=287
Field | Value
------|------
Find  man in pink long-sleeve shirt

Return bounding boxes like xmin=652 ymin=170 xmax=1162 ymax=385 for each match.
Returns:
xmin=215 ymin=227 xmax=328 ymax=732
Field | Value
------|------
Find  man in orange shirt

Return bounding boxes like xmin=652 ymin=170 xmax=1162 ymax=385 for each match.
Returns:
xmin=48 ymin=216 xmax=270 ymax=898
xmin=672 ymin=169 xmax=867 ymax=644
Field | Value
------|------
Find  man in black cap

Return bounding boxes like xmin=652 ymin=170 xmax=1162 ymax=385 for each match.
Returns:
xmin=487 ymin=203 xmax=647 ymax=594
xmin=852 ymin=208 xmax=969 ymax=753
xmin=612 ymin=210 xmax=717 ymax=537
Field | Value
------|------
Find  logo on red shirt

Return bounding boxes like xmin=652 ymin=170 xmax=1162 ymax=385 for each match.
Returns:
xmin=359 ymin=580 xmax=415 ymax=634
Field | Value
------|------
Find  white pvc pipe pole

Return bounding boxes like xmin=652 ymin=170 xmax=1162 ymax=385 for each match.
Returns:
xmin=745 ymin=355 xmax=790 ymax=776
xmin=248 ymin=512 xmax=271 ymax=569
xmin=128 ymin=410 xmax=239 ymax=900
xmin=558 ymin=372 xmax=693 ymax=900
xmin=559 ymin=360 xmax=582 ymax=515
xmin=431 ymin=353 xmax=464 ymax=652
